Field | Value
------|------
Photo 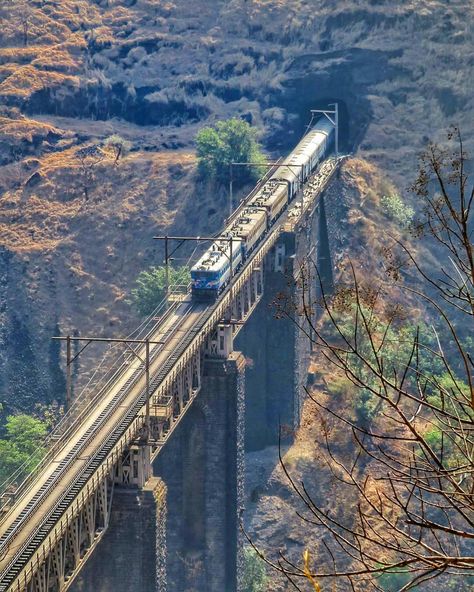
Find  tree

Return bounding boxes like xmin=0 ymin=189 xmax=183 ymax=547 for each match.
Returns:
xmin=0 ymin=414 xmax=47 ymax=485
xmin=9 ymin=0 xmax=33 ymax=47
xmin=268 ymin=128 xmax=474 ymax=590
xmin=130 ymin=265 xmax=190 ymax=317
xmin=195 ymin=118 xmax=266 ymax=185
xmin=380 ymin=194 xmax=414 ymax=229
xmin=76 ymin=145 xmax=105 ymax=201
xmin=103 ymin=134 xmax=132 ymax=164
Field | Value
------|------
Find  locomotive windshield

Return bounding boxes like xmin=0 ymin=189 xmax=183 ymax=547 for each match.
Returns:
xmin=191 ymin=270 xmax=217 ymax=280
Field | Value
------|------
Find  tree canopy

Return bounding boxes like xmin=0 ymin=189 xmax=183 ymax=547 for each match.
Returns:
xmin=0 ymin=414 xmax=47 ymax=485
xmin=195 ymin=118 xmax=266 ymax=185
xmin=130 ymin=265 xmax=190 ymax=317
xmin=103 ymin=134 xmax=132 ymax=163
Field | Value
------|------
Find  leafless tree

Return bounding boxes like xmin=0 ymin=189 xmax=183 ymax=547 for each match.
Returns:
xmin=76 ymin=145 xmax=105 ymax=201
xmin=260 ymin=128 xmax=474 ymax=591
xmin=10 ymin=0 xmax=33 ymax=47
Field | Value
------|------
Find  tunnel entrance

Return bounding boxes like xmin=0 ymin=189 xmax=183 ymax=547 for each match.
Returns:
xmin=265 ymin=47 xmax=405 ymax=154
xmin=269 ymin=75 xmax=371 ymax=155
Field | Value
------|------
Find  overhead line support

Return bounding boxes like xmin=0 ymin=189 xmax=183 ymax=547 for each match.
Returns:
xmin=52 ymin=335 xmax=164 ymax=443
xmin=311 ymin=103 xmax=339 ymax=161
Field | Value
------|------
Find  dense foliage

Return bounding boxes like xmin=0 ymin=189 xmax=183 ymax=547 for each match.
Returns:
xmin=380 ymin=193 xmax=414 ymax=228
xmin=195 ymin=118 xmax=266 ymax=185
xmin=130 ymin=265 xmax=190 ymax=317
xmin=0 ymin=414 xmax=47 ymax=484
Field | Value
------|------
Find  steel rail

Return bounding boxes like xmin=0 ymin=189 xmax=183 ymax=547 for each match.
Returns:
xmin=0 ymin=288 xmax=187 ymax=517
xmin=0 ymin=305 xmax=211 ymax=589
xmin=0 ymin=225 xmax=279 ymax=589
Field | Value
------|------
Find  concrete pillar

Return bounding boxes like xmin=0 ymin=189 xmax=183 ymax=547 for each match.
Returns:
xmin=236 ymin=192 xmax=330 ymax=452
xmin=69 ymin=477 xmax=167 ymax=592
xmin=202 ymin=352 xmax=245 ymax=592
xmin=236 ymin=232 xmax=300 ymax=450
xmin=154 ymin=352 xmax=246 ymax=592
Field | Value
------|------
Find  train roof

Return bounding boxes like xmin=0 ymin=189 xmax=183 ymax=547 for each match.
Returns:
xmin=270 ymin=118 xmax=334 ymax=183
xmin=249 ymin=179 xmax=287 ymax=207
xmin=192 ymin=237 xmax=242 ymax=273
xmin=228 ymin=207 xmax=267 ymax=236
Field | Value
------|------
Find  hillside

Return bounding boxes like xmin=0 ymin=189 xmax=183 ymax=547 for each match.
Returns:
xmin=1 ymin=0 xmax=473 ymax=167
xmin=0 ymin=0 xmax=472 ymax=487
xmin=243 ymin=154 xmax=471 ymax=592
xmin=0 ymin=3 xmax=472 ymax=591
xmin=243 ymin=157 xmax=390 ymax=587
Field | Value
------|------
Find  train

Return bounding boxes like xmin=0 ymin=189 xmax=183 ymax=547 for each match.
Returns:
xmin=191 ymin=118 xmax=335 ymax=301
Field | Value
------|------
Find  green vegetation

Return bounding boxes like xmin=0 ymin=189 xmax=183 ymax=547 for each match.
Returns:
xmin=354 ymin=387 xmax=379 ymax=426
xmin=130 ymin=266 xmax=190 ymax=317
xmin=424 ymin=426 xmax=444 ymax=454
xmin=377 ymin=568 xmax=418 ymax=591
xmin=0 ymin=415 xmax=47 ymax=484
xmin=272 ymin=131 xmax=474 ymax=589
xmin=195 ymin=118 xmax=266 ymax=185
xmin=380 ymin=194 xmax=414 ymax=228
xmin=242 ymin=547 xmax=268 ymax=592
xmin=103 ymin=134 xmax=132 ymax=163
xmin=323 ymin=305 xmax=449 ymax=428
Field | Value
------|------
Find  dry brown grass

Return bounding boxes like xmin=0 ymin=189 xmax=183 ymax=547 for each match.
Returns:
xmin=0 ymin=65 xmax=79 ymax=98
xmin=0 ymin=147 xmax=197 ymax=253
xmin=0 ymin=115 xmax=62 ymax=143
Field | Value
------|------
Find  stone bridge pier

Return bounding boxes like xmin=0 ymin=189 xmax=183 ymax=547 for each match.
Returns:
xmin=237 ymin=194 xmax=332 ymax=451
xmin=154 ymin=351 xmax=246 ymax=592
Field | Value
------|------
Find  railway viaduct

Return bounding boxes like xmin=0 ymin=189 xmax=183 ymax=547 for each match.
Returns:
xmin=0 ymin=157 xmax=341 ymax=592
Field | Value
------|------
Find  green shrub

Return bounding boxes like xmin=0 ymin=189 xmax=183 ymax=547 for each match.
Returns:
xmin=380 ymin=194 xmax=414 ymax=228
xmin=242 ymin=546 xmax=268 ymax=592
xmin=0 ymin=414 xmax=47 ymax=484
xmin=424 ymin=426 xmax=444 ymax=454
xmin=426 ymin=372 xmax=470 ymax=417
xmin=354 ymin=387 xmax=378 ymax=426
xmin=327 ymin=376 xmax=353 ymax=398
xmin=103 ymin=134 xmax=132 ymax=163
xmin=377 ymin=568 xmax=418 ymax=591
xmin=130 ymin=266 xmax=190 ymax=317
xmin=195 ymin=118 xmax=266 ymax=185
